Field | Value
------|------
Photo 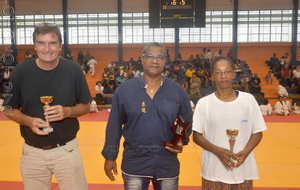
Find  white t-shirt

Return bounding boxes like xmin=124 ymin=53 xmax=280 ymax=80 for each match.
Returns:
xmin=193 ymin=91 xmax=267 ymax=184
xmin=95 ymin=85 xmax=104 ymax=94
xmin=259 ymin=104 xmax=272 ymax=115
xmin=108 ymin=62 xmax=115 ymax=69
xmin=132 ymin=70 xmax=140 ymax=77
xmin=293 ymin=70 xmax=300 ymax=78
xmin=206 ymin=52 xmax=212 ymax=63
xmin=214 ymin=52 xmax=222 ymax=58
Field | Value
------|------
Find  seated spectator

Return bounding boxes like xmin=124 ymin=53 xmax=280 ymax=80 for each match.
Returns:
xmin=108 ymin=60 xmax=115 ymax=71
xmin=127 ymin=62 xmax=134 ymax=79
xmin=294 ymin=99 xmax=300 ymax=114
xmin=276 ymin=84 xmax=288 ymax=97
xmin=95 ymin=81 xmax=105 ymax=105
xmin=189 ymin=73 xmax=201 ymax=97
xmin=116 ymin=74 xmax=126 ymax=87
xmin=177 ymin=63 xmax=186 ymax=81
xmin=176 ymin=53 xmax=182 ymax=64
xmin=274 ymin=96 xmax=289 ymax=115
xmin=102 ymin=68 xmax=110 ymax=81
xmin=129 ymin=57 xmax=135 ymax=65
xmin=284 ymin=53 xmax=290 ymax=65
xmin=269 ymin=53 xmax=279 ymax=69
xmin=187 ymin=61 xmax=195 ymax=68
xmin=66 ymin=51 xmax=74 ymax=60
xmin=165 ymin=59 xmax=172 ymax=70
xmin=280 ymin=56 xmax=285 ymax=66
xmin=265 ymin=71 xmax=273 ymax=85
xmin=118 ymin=61 xmax=125 ymax=76
xmin=234 ymin=59 xmax=242 ymax=74
xmin=123 ymin=68 xmax=129 ymax=81
xmin=260 ymin=99 xmax=272 ymax=115
xmin=196 ymin=67 xmax=205 ymax=85
xmin=194 ymin=54 xmax=202 ymax=68
xmin=204 ymin=68 xmax=213 ymax=88
xmin=172 ymin=60 xmax=181 ymax=79
xmin=283 ymin=96 xmax=292 ymax=113
xmin=188 ymin=54 xmax=194 ymax=64
xmin=250 ymin=73 xmax=261 ymax=96
xmin=203 ymin=58 xmax=210 ymax=70
xmin=232 ymin=73 xmax=241 ymax=90
xmin=273 ymin=64 xmax=282 ymax=74
xmin=109 ymin=72 xmax=117 ymax=90
xmin=292 ymin=65 xmax=300 ymax=88
xmin=24 ymin=51 xmax=33 ymax=60
xmin=240 ymin=74 xmax=249 ymax=93
xmin=206 ymin=49 xmax=212 ymax=64
xmin=227 ymin=49 xmax=234 ymax=62
xmin=185 ymin=65 xmax=196 ymax=85
xmin=214 ymin=49 xmax=222 ymax=58
xmin=136 ymin=56 xmax=142 ymax=71
xmin=132 ymin=67 xmax=140 ymax=78
xmin=281 ymin=64 xmax=291 ymax=86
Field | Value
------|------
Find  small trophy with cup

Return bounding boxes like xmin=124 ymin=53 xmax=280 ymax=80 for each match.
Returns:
xmin=40 ymin=96 xmax=54 ymax=133
xmin=226 ymin=129 xmax=239 ymax=163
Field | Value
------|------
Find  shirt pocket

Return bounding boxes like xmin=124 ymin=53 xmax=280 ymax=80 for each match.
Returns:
xmin=162 ymin=100 xmax=179 ymax=125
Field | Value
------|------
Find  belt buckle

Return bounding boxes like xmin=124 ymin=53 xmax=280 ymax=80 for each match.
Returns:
xmin=42 ymin=144 xmax=52 ymax=150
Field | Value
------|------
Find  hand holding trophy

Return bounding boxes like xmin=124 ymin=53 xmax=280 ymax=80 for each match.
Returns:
xmin=163 ymin=115 xmax=193 ymax=151
xmin=40 ymin=96 xmax=54 ymax=133
xmin=226 ymin=129 xmax=239 ymax=164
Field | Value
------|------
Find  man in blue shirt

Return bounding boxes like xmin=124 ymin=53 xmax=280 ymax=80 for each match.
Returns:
xmin=116 ymin=74 xmax=126 ymax=87
xmin=102 ymin=42 xmax=193 ymax=190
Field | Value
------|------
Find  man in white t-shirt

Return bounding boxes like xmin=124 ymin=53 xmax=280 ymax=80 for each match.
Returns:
xmin=87 ymin=56 xmax=97 ymax=77
xmin=108 ymin=60 xmax=115 ymax=71
xmin=192 ymin=56 xmax=267 ymax=188
xmin=132 ymin=67 xmax=140 ymax=77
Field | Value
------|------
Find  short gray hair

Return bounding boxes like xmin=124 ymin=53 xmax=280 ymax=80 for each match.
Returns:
xmin=142 ymin=42 xmax=166 ymax=56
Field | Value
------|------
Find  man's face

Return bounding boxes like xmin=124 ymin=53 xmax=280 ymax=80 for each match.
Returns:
xmin=142 ymin=46 xmax=165 ymax=77
xmin=254 ymin=73 xmax=258 ymax=78
xmin=34 ymin=32 xmax=61 ymax=64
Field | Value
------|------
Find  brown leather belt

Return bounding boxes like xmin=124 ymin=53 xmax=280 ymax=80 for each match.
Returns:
xmin=42 ymin=142 xmax=67 ymax=150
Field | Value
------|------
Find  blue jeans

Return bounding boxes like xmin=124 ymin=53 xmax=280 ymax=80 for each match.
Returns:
xmin=122 ymin=172 xmax=178 ymax=190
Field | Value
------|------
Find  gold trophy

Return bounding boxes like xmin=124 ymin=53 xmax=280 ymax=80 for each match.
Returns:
xmin=40 ymin=96 xmax=54 ymax=133
xmin=226 ymin=129 xmax=239 ymax=164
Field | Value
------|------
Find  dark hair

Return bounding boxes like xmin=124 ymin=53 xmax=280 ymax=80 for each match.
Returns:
xmin=203 ymin=48 xmax=206 ymax=51
xmin=278 ymin=95 xmax=283 ymax=99
xmin=207 ymin=49 xmax=210 ymax=52
xmin=262 ymin=99 xmax=269 ymax=105
xmin=91 ymin=56 xmax=94 ymax=59
xmin=235 ymin=59 xmax=240 ymax=63
xmin=210 ymin=56 xmax=235 ymax=75
xmin=33 ymin=23 xmax=62 ymax=45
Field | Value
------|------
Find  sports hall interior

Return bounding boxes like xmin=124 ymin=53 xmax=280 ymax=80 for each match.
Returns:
xmin=0 ymin=0 xmax=300 ymax=189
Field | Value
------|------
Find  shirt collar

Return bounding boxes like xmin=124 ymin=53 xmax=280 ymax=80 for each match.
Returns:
xmin=138 ymin=73 xmax=165 ymax=90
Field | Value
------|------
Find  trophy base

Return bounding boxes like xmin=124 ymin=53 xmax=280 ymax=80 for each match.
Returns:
xmin=163 ymin=141 xmax=183 ymax=151
xmin=43 ymin=127 xmax=53 ymax=133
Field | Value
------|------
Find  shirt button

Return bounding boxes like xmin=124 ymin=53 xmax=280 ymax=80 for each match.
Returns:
xmin=155 ymin=155 xmax=157 ymax=157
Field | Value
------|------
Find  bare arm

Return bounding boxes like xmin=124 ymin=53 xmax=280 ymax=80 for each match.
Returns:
xmin=45 ymin=103 xmax=90 ymax=122
xmin=193 ymin=131 xmax=238 ymax=170
xmin=236 ymin=132 xmax=263 ymax=167
xmin=4 ymin=108 xmax=49 ymax=135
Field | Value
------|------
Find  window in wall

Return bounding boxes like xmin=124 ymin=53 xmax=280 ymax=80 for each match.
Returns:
xmin=16 ymin=14 xmax=64 ymax=45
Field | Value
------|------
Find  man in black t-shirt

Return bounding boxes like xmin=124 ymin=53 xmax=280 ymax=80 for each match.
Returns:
xmin=3 ymin=23 xmax=92 ymax=190
xmin=250 ymin=73 xmax=262 ymax=96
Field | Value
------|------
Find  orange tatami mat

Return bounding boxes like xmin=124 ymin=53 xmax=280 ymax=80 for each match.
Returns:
xmin=0 ymin=110 xmax=300 ymax=189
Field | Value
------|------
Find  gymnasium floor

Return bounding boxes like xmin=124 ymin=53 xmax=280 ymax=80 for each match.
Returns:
xmin=0 ymin=110 xmax=299 ymax=190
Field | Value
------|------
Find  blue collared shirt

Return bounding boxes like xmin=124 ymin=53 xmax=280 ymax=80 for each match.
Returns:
xmin=102 ymin=74 xmax=193 ymax=180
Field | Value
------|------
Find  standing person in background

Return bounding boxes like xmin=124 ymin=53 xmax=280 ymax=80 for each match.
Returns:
xmin=206 ymin=49 xmax=212 ymax=64
xmin=108 ymin=60 xmax=115 ymax=71
xmin=84 ymin=50 xmax=92 ymax=74
xmin=3 ymin=23 xmax=92 ymax=190
xmin=102 ymin=42 xmax=193 ymax=190
xmin=193 ymin=56 xmax=266 ymax=189
xmin=227 ymin=49 xmax=234 ymax=62
xmin=77 ymin=50 xmax=84 ymax=62
xmin=176 ymin=53 xmax=182 ymax=64
xmin=87 ymin=56 xmax=97 ymax=77
xmin=201 ymin=48 xmax=207 ymax=62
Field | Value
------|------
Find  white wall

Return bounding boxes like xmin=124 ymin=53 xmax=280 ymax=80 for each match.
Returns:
xmin=10 ymin=0 xmax=297 ymax=16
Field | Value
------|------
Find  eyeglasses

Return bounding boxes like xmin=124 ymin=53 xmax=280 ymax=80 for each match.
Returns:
xmin=143 ymin=54 xmax=166 ymax=62
xmin=214 ymin=70 xmax=233 ymax=77
xmin=35 ymin=23 xmax=57 ymax=28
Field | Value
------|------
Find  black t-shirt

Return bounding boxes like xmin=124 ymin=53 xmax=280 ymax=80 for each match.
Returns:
xmin=251 ymin=77 xmax=261 ymax=85
xmin=4 ymin=58 xmax=92 ymax=147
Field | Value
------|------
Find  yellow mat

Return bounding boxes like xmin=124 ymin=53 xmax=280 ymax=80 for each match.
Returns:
xmin=0 ymin=120 xmax=299 ymax=188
